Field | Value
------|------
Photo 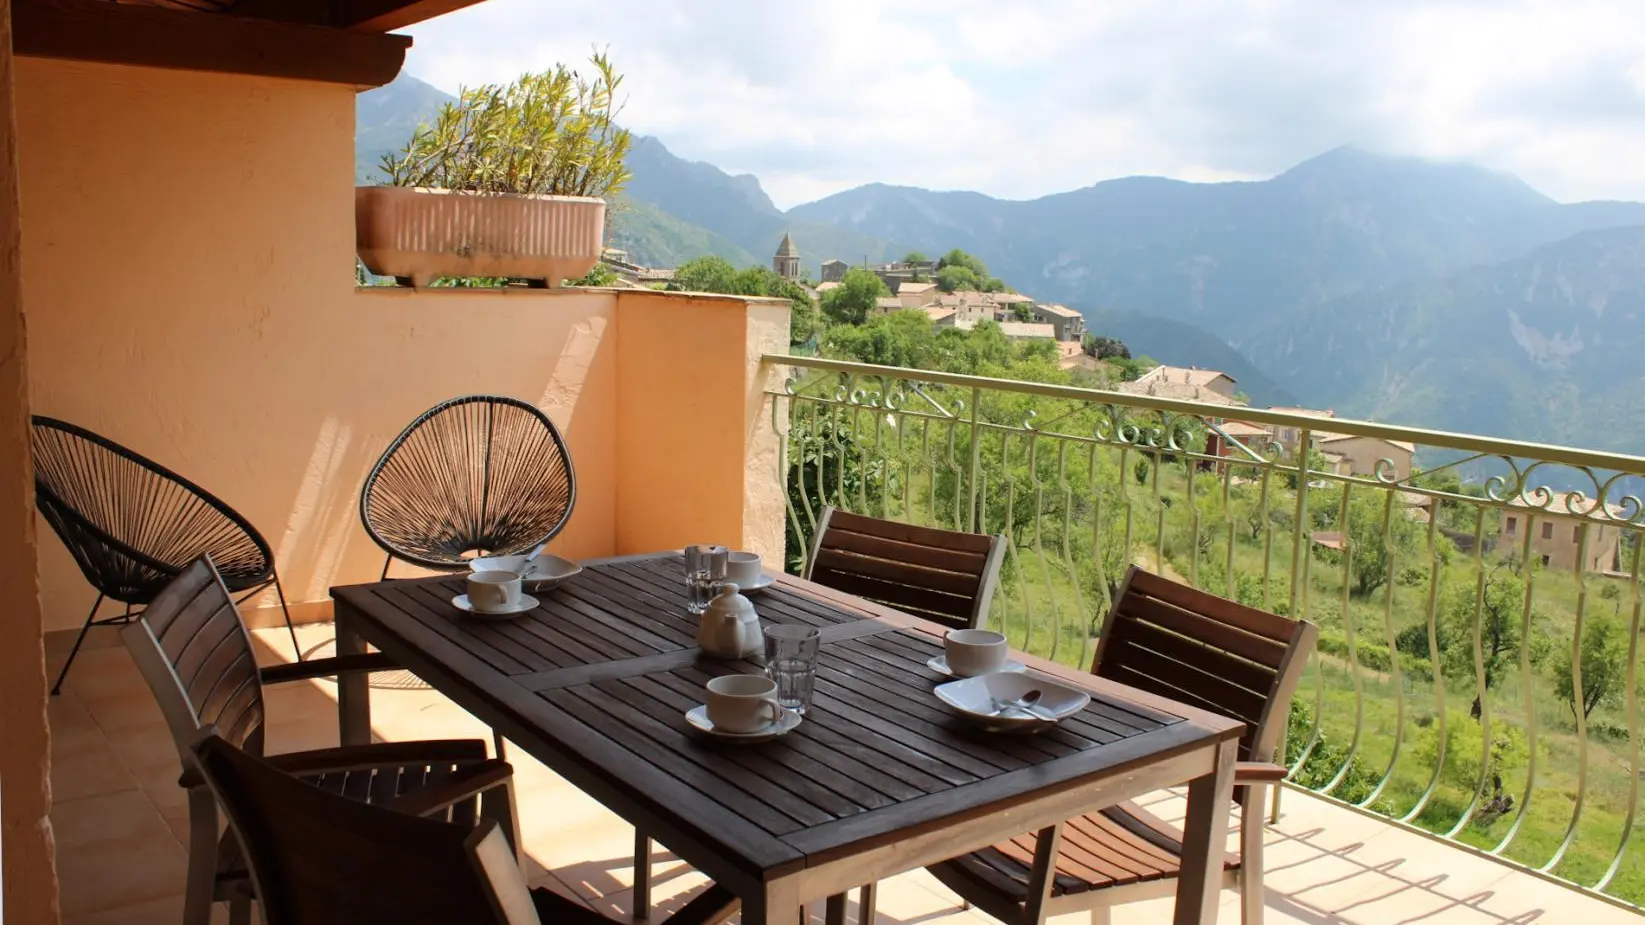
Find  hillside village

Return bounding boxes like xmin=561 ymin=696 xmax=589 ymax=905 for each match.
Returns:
xmin=606 ymin=232 xmax=1101 ymax=369
xmin=601 ymin=233 xmax=1630 ymax=577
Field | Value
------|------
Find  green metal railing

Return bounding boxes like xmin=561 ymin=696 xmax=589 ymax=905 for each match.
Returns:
xmin=764 ymin=354 xmax=1645 ymax=908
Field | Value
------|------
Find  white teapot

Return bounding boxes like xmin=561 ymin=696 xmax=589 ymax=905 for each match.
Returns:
xmin=696 ymin=584 xmax=764 ymax=659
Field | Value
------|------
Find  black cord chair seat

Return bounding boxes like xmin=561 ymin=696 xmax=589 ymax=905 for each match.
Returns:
xmin=31 ymin=416 xmax=299 ymax=694
xmin=361 ymin=395 xmax=576 ymax=577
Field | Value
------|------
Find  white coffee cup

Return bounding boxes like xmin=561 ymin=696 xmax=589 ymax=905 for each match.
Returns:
xmin=726 ymin=551 xmax=763 ymax=587
xmin=705 ymin=674 xmax=783 ymax=733
xmin=944 ymin=629 xmax=1009 ymax=677
xmin=467 ymin=570 xmax=523 ymax=612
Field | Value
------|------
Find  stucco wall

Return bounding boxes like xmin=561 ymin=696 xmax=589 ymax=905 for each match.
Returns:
xmin=14 ymin=58 xmax=786 ymax=635
xmin=612 ymin=291 xmax=789 ymax=561
xmin=0 ymin=3 xmax=60 ymax=919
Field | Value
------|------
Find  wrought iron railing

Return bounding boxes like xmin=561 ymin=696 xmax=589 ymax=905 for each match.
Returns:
xmin=764 ymin=354 xmax=1645 ymax=908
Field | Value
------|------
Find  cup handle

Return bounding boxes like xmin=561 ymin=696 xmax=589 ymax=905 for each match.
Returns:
xmin=760 ymin=698 xmax=783 ymax=725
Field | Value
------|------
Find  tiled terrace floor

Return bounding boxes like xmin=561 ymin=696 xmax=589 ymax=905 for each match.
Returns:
xmin=45 ymin=622 xmax=1644 ymax=925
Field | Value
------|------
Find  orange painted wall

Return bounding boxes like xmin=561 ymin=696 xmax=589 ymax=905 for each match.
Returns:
xmin=14 ymin=60 xmax=622 ymax=632
xmin=13 ymin=58 xmax=787 ymax=635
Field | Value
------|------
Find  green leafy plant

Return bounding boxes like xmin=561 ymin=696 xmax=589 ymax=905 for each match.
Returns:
xmin=380 ymin=52 xmax=632 ymax=199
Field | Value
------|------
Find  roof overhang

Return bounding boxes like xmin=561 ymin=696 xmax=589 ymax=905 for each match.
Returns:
xmin=12 ymin=0 xmax=491 ymax=89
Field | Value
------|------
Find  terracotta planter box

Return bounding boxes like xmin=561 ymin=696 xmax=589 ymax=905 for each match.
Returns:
xmin=355 ymin=187 xmax=606 ymax=288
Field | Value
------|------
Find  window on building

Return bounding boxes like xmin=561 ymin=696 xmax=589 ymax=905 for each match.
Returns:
xmin=1573 ymin=525 xmax=1581 ymax=542
xmin=1542 ymin=522 xmax=1554 ymax=540
xmin=1541 ymin=554 xmax=1551 ymax=567
xmin=1505 ymin=516 xmax=1517 ymax=535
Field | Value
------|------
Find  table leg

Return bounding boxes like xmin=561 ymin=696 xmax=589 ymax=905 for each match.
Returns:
xmin=335 ymin=606 xmax=371 ymax=747
xmin=744 ymin=873 xmax=802 ymax=925
xmin=1172 ymin=737 xmax=1238 ymax=925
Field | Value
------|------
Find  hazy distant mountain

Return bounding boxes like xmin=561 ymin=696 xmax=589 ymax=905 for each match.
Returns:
xmin=355 ymin=78 xmax=1645 ymax=454
xmin=1273 ymin=225 xmax=1645 ymax=454
xmin=1082 ymin=310 xmax=1297 ymax=408
xmin=788 ymin=147 xmax=1645 ymax=353
xmin=355 ymin=72 xmax=452 ymax=181
xmin=622 ymin=136 xmax=904 ymax=274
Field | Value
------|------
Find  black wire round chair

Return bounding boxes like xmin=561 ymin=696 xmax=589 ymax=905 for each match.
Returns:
xmin=360 ymin=395 xmax=577 ymax=578
xmin=30 ymin=416 xmax=299 ymax=694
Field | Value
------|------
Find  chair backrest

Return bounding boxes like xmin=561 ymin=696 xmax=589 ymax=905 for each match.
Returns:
xmin=120 ymin=557 xmax=269 ymax=764
xmin=803 ymin=506 xmax=1006 ymax=631
xmin=360 ymin=395 xmax=577 ymax=571
xmin=30 ymin=416 xmax=273 ymax=602
xmin=188 ymin=729 xmax=539 ymax=925
xmin=1093 ymin=567 xmax=1316 ymax=765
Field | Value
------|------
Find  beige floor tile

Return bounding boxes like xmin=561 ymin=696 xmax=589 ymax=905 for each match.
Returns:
xmin=45 ymin=623 xmax=125 ymax=661
xmin=51 ymin=789 xmax=175 ymax=852
xmin=1463 ymin=869 xmax=1645 ymax=925
xmin=63 ymin=892 xmax=182 ymax=925
xmin=50 ymin=730 xmax=140 ymax=803
xmin=48 ymin=693 xmax=107 ymax=755
xmin=79 ymin=687 xmax=167 ymax=732
xmin=55 ymin=645 xmax=151 ymax=703
xmin=53 ymin=828 xmax=188 ymax=919
xmin=103 ymin=720 xmax=184 ymax=775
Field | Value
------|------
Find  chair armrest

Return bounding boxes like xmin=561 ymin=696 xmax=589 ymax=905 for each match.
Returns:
xmin=265 ymin=739 xmax=489 ymax=776
xmin=382 ymin=759 xmax=513 ymax=818
xmin=1235 ymin=761 xmax=1289 ymax=783
xmin=259 ymin=652 xmax=400 ymax=685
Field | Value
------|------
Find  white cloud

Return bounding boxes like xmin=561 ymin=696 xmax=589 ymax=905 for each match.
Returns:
xmin=406 ymin=0 xmax=1645 ymax=208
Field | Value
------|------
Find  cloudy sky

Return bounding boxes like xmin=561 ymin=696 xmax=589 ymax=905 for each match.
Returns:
xmin=405 ymin=0 xmax=1645 ymax=210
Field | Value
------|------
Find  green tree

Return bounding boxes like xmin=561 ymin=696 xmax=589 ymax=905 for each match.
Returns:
xmin=934 ymin=265 xmax=980 ymax=293
xmin=1084 ymin=335 xmax=1131 ymax=360
xmin=1010 ymin=304 xmax=1035 ymax=322
xmin=566 ymin=262 xmax=617 ymax=287
xmin=1436 ymin=564 xmax=1528 ymax=718
xmin=902 ymin=251 xmax=928 ymax=264
xmin=937 ymin=248 xmax=989 ymax=278
xmin=670 ymin=255 xmax=738 ymax=293
xmin=1555 ymin=609 xmax=1631 ymax=723
xmin=824 ymin=311 xmax=937 ymax=368
xmin=1336 ymin=490 xmax=1426 ymax=597
xmin=820 ymin=267 xmax=889 ymax=326
xmin=670 ymin=257 xmax=819 ymax=345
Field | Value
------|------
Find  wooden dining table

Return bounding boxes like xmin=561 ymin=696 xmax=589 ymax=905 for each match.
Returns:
xmin=330 ymin=552 xmax=1244 ymax=925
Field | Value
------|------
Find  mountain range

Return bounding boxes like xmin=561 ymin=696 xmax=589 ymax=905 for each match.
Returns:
xmin=356 ymin=73 xmax=1645 ymax=458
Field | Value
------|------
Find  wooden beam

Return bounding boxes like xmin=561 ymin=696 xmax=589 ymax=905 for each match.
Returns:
xmin=14 ymin=0 xmax=411 ymax=88
xmin=338 ymin=0 xmax=487 ymax=32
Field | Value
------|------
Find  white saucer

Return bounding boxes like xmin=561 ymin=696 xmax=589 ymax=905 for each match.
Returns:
xmin=685 ymin=705 xmax=801 ymax=742
xmin=934 ymin=673 xmax=1090 ymax=733
xmin=926 ymin=655 xmax=1028 ymax=678
xmin=451 ymin=593 xmax=540 ymax=619
xmin=469 ymin=553 xmax=582 ymax=592
xmin=734 ymin=573 xmax=777 ymax=595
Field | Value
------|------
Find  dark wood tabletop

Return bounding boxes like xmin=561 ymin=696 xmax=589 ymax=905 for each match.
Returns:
xmin=330 ymin=552 xmax=1244 ymax=924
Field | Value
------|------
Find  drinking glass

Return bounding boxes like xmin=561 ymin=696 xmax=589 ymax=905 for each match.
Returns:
xmin=764 ymin=624 xmax=821 ymax=714
xmin=684 ymin=544 xmax=728 ymax=615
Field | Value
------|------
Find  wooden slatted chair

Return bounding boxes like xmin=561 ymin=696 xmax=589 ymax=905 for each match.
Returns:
xmin=187 ymin=728 xmax=740 ymax=925
xmin=804 ymin=506 xmax=1006 ymax=631
xmin=121 ymin=556 xmax=518 ymax=925
xmin=924 ymin=566 xmax=1317 ymax=925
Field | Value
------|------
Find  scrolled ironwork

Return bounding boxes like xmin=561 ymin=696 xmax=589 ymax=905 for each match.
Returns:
xmin=766 ymin=354 xmax=1645 ymax=910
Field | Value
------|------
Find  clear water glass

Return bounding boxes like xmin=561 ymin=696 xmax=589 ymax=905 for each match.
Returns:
xmin=684 ymin=544 xmax=728 ymax=615
xmin=764 ymin=624 xmax=821 ymax=714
